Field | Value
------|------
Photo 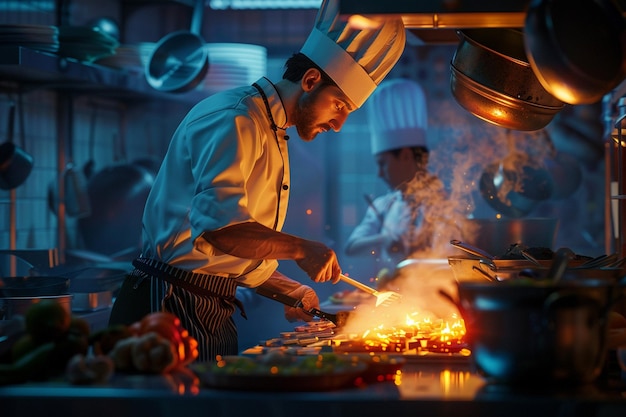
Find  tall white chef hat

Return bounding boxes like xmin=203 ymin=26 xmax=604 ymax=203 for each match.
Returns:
xmin=300 ymin=0 xmax=406 ymax=109
xmin=368 ymin=78 xmax=428 ymax=155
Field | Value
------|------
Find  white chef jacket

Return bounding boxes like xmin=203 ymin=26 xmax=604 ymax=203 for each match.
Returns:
xmin=347 ymin=189 xmax=425 ymax=269
xmin=141 ymin=77 xmax=290 ymax=287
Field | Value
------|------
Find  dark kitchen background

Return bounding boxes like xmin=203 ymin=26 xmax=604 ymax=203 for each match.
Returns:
xmin=0 ymin=1 xmax=616 ymax=347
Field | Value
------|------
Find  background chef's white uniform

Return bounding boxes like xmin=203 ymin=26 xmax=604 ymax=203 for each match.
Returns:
xmin=346 ymin=78 xmax=432 ymax=272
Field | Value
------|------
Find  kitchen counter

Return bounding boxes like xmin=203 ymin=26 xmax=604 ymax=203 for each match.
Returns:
xmin=1 ymin=358 xmax=625 ymax=417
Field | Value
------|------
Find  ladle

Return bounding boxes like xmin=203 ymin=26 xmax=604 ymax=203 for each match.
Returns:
xmin=545 ymin=247 xmax=573 ymax=282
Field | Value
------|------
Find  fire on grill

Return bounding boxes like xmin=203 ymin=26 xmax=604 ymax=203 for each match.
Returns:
xmin=258 ymin=261 xmax=471 ymax=357
xmin=328 ymin=307 xmax=469 ymax=355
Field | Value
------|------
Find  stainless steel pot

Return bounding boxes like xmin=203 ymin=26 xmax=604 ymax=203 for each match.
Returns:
xmin=450 ymin=28 xmax=565 ymax=131
xmin=463 ymin=217 xmax=558 ymax=257
xmin=441 ymin=279 xmax=619 ymax=385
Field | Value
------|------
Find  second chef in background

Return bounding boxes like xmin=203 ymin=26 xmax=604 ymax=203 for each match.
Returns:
xmin=345 ymin=78 xmax=447 ymax=279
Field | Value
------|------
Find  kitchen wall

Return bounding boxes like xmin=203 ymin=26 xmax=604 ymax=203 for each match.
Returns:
xmin=0 ymin=2 xmax=610 ymax=326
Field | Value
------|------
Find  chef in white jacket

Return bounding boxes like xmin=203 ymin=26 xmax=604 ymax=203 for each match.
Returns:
xmin=110 ymin=0 xmax=406 ymax=362
xmin=345 ymin=78 xmax=445 ymax=276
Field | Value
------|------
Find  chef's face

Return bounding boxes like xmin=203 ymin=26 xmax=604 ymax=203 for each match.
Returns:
xmin=375 ymin=148 xmax=419 ymax=190
xmin=292 ymin=81 xmax=354 ymax=142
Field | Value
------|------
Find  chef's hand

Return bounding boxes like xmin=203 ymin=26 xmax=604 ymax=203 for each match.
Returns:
xmin=284 ymin=284 xmax=320 ymax=323
xmin=296 ymin=240 xmax=342 ymax=284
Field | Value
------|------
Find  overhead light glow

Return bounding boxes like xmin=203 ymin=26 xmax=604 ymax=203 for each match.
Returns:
xmin=210 ymin=0 xmax=322 ymax=9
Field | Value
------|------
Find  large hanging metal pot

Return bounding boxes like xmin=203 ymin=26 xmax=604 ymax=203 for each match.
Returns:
xmin=524 ymin=0 xmax=626 ymax=105
xmin=450 ymin=28 xmax=566 ymax=131
xmin=145 ymin=0 xmax=209 ymax=93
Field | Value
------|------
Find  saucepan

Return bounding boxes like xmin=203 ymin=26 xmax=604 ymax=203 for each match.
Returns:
xmin=145 ymin=0 xmax=209 ymax=93
xmin=440 ymin=278 xmax=621 ymax=385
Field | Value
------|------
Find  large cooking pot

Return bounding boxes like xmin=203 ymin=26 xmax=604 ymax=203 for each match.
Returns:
xmin=450 ymin=28 xmax=565 ymax=131
xmin=525 ymin=0 xmax=626 ymax=105
xmin=463 ymin=217 xmax=558 ymax=257
xmin=441 ymin=279 xmax=619 ymax=385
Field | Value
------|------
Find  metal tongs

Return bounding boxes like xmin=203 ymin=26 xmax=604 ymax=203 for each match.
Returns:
xmin=255 ymin=286 xmax=350 ymax=326
xmin=338 ymin=274 xmax=401 ymax=307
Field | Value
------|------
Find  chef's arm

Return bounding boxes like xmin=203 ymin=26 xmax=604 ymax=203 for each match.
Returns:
xmin=202 ymin=222 xmax=341 ymax=283
xmin=257 ymin=270 xmax=320 ymax=322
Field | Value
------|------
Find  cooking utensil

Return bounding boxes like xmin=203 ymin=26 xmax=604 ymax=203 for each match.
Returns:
xmin=440 ymin=277 xmax=619 ymax=385
xmin=145 ymin=0 xmax=209 ymax=93
xmin=255 ymin=286 xmax=350 ymax=327
xmin=338 ymin=274 xmax=401 ymax=307
xmin=0 ymin=100 xmax=33 ymax=190
xmin=450 ymin=239 xmax=496 ymax=260
xmin=521 ymin=249 xmax=543 ymax=266
xmin=525 ymin=0 xmax=626 ymax=105
xmin=0 ymin=276 xmax=70 ymax=297
xmin=544 ymin=247 xmax=573 ymax=282
xmin=450 ymin=28 xmax=564 ymax=131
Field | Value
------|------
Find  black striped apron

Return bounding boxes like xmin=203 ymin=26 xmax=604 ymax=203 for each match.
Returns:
xmin=109 ymin=257 xmax=245 ymax=362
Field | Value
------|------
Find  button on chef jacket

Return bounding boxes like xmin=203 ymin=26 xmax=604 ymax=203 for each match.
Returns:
xmin=141 ymin=77 xmax=290 ymax=287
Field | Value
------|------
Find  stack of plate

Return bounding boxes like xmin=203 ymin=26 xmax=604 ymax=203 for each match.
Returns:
xmin=57 ymin=26 xmax=119 ymax=63
xmin=200 ymin=43 xmax=267 ymax=93
xmin=0 ymin=24 xmax=59 ymax=53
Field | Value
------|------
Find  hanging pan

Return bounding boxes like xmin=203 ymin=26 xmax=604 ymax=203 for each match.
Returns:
xmin=524 ymin=0 xmax=626 ymax=105
xmin=145 ymin=0 xmax=209 ymax=93
xmin=0 ymin=100 xmax=33 ymax=190
xmin=450 ymin=28 xmax=565 ymax=131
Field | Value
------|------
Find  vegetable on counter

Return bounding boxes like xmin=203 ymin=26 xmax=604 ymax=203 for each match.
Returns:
xmin=0 ymin=304 xmax=200 ymax=385
xmin=0 ymin=301 xmax=90 ymax=385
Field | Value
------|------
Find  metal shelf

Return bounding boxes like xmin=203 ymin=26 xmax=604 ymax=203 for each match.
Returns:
xmin=0 ymin=45 xmax=206 ymax=103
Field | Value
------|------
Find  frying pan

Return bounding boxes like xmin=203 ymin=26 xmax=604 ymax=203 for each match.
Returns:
xmin=524 ymin=0 xmax=626 ymax=105
xmin=145 ymin=0 xmax=209 ymax=93
xmin=0 ymin=100 xmax=33 ymax=190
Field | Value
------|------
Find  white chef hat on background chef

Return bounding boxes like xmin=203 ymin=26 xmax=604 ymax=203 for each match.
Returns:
xmin=299 ymin=0 xmax=406 ymax=109
xmin=367 ymin=78 xmax=428 ymax=155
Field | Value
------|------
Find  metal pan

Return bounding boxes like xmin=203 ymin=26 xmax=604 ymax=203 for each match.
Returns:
xmin=145 ymin=0 xmax=209 ymax=93
xmin=450 ymin=28 xmax=564 ymax=131
xmin=524 ymin=0 xmax=626 ymax=105
xmin=0 ymin=276 xmax=69 ymax=297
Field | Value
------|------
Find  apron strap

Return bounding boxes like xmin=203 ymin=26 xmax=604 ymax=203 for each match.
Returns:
xmin=132 ymin=257 xmax=247 ymax=319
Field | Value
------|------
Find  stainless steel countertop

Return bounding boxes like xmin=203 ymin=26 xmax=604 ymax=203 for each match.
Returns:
xmin=1 ymin=359 xmax=625 ymax=417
